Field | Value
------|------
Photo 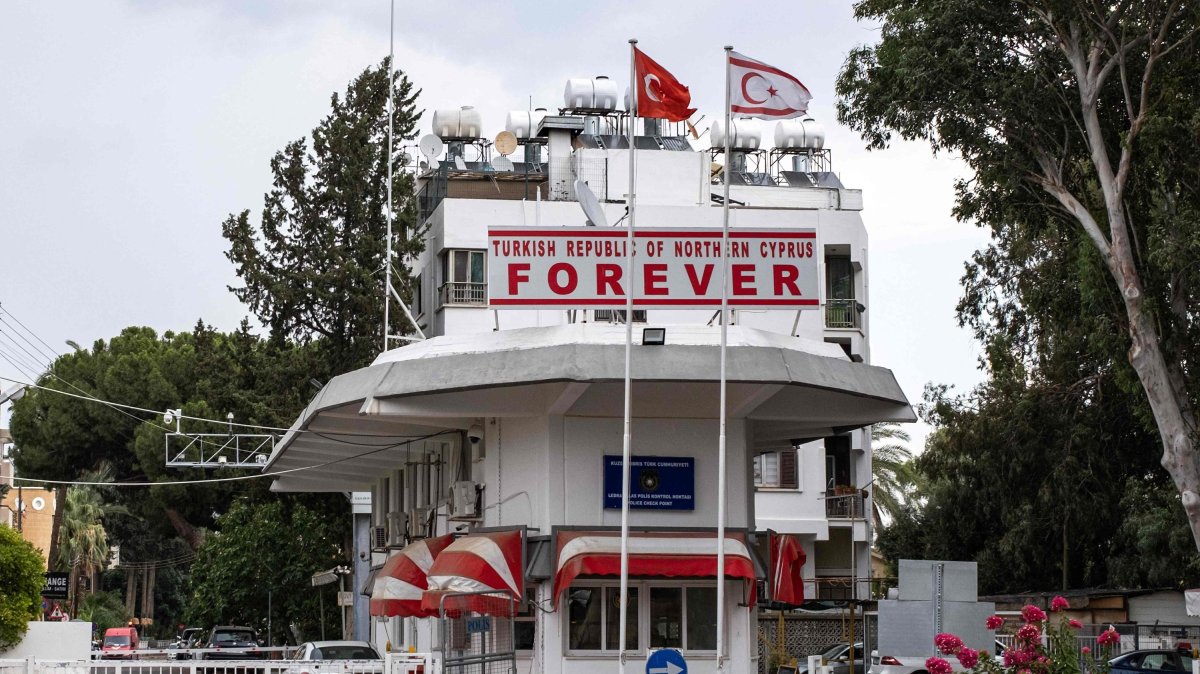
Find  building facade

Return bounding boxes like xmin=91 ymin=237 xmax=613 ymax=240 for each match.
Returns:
xmin=266 ymin=79 xmax=911 ymax=673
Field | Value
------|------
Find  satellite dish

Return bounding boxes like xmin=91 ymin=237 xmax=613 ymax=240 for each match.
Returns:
xmin=453 ymin=155 xmax=467 ymax=170
xmin=574 ymin=179 xmax=608 ymax=227
xmin=418 ymin=134 xmax=444 ymax=161
xmin=492 ymin=156 xmax=514 ymax=172
xmin=398 ymin=151 xmax=412 ymax=166
xmin=494 ymin=130 xmax=518 ymax=156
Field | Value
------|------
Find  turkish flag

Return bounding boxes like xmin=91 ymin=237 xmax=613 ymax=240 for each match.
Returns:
xmin=633 ymin=47 xmax=697 ymax=123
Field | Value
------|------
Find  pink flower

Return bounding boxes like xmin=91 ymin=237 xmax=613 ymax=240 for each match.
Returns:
xmin=1098 ymin=628 xmax=1120 ymax=647
xmin=1050 ymin=596 xmax=1070 ymax=612
xmin=957 ymin=647 xmax=980 ymax=669
xmin=935 ymin=633 xmax=965 ymax=655
xmin=1081 ymin=647 xmax=1092 ymax=655
xmin=926 ymin=657 xmax=953 ymax=674
xmin=986 ymin=615 xmax=1005 ymax=630
xmin=1069 ymin=619 xmax=1083 ymax=629
xmin=1017 ymin=624 xmax=1042 ymax=643
xmin=1021 ymin=605 xmax=1048 ymax=623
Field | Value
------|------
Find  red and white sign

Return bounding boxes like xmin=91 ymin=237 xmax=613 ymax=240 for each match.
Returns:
xmin=488 ymin=227 xmax=819 ymax=309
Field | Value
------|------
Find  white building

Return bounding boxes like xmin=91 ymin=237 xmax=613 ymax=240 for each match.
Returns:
xmin=265 ymin=79 xmax=913 ymax=674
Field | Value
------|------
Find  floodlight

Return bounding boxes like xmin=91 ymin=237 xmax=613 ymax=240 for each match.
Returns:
xmin=642 ymin=328 xmax=666 ymax=346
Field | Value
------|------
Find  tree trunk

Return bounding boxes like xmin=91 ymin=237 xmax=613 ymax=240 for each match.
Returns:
xmin=165 ymin=508 xmax=204 ymax=550
xmin=48 ymin=485 xmax=67 ymax=570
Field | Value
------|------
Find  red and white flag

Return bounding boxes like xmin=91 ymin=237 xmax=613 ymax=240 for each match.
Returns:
xmin=633 ymin=46 xmax=697 ymax=122
xmin=728 ymin=51 xmax=811 ymax=119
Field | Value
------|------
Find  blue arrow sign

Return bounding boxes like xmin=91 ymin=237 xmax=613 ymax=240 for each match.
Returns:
xmin=647 ymin=648 xmax=687 ymax=674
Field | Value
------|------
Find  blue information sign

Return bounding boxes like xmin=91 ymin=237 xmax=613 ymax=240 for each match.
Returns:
xmin=465 ymin=616 xmax=492 ymax=634
xmin=603 ymin=455 xmax=695 ymax=510
xmin=647 ymin=648 xmax=687 ymax=674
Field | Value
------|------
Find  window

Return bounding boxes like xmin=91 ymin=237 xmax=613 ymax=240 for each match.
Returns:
xmin=412 ymin=275 xmax=423 ymax=316
xmin=825 ymin=256 xmax=854 ymax=300
xmin=754 ymin=450 xmax=798 ymax=489
xmin=565 ymin=583 xmax=714 ymax=654
xmin=439 ymin=249 xmax=487 ymax=305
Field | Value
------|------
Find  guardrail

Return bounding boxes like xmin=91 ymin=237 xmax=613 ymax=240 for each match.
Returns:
xmin=1 ymin=653 xmax=432 ymax=674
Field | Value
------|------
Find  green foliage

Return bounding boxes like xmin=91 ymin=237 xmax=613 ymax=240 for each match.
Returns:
xmin=222 ymin=57 xmax=425 ymax=374
xmin=870 ymin=423 xmax=919 ymax=523
xmin=185 ymin=497 xmax=348 ymax=646
xmin=1109 ymin=478 xmax=1200 ymax=588
xmin=840 ymin=0 xmax=1200 ymax=583
xmin=76 ymin=591 xmax=130 ymax=634
xmin=0 ymin=524 xmax=45 ymax=650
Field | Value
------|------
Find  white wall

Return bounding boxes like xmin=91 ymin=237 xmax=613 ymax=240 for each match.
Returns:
xmin=1129 ymin=591 xmax=1200 ymax=626
xmin=0 ymin=621 xmax=92 ymax=660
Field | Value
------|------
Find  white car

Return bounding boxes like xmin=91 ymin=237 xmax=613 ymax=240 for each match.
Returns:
xmin=869 ymin=641 xmax=1007 ymax=674
xmin=291 ymin=641 xmax=383 ymax=674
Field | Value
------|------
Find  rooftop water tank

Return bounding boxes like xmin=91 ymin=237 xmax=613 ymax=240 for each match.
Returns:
xmin=711 ymin=120 xmax=761 ymax=150
xmin=505 ymin=109 xmax=548 ymax=139
xmin=564 ymin=76 xmax=619 ymax=110
xmin=432 ymin=106 xmax=483 ymax=139
xmin=774 ymin=117 xmax=825 ymax=149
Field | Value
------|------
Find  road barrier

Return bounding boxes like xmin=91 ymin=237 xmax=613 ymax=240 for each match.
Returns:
xmin=0 ymin=653 xmax=432 ymax=674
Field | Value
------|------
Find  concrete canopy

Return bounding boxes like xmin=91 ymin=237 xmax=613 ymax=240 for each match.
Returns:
xmin=264 ymin=324 xmax=914 ymax=492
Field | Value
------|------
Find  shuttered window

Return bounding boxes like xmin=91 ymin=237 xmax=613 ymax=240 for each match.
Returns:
xmin=754 ymin=450 xmax=799 ymax=489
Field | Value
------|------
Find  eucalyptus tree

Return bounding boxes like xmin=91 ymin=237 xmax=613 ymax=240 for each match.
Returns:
xmin=838 ymin=1 xmax=1200 ymax=546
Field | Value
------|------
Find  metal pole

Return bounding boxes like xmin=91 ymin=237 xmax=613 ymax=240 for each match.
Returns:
xmin=383 ymin=0 xmax=395 ymax=352
xmin=717 ymin=44 xmax=734 ymax=672
xmin=16 ymin=483 xmax=22 ymax=532
xmin=268 ymin=589 xmax=272 ymax=648
xmin=618 ymin=37 xmax=639 ymax=674
xmin=320 ymin=587 xmax=326 ymax=641
xmin=340 ymin=574 xmax=347 ymax=640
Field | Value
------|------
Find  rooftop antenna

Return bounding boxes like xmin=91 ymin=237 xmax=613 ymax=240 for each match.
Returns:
xmin=381 ymin=0 xmax=425 ymax=350
xmin=492 ymin=131 xmax=517 ymax=171
xmin=419 ymin=134 xmax=444 ymax=170
xmin=574 ymin=179 xmax=607 ymax=227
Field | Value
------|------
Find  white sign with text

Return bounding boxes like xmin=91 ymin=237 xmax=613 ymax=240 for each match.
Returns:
xmin=487 ymin=227 xmax=819 ymax=309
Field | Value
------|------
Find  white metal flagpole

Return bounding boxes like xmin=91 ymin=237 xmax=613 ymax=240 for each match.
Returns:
xmin=383 ymin=0 xmax=395 ymax=353
xmin=618 ymin=36 xmax=639 ymax=674
xmin=716 ymin=44 xmax=734 ymax=672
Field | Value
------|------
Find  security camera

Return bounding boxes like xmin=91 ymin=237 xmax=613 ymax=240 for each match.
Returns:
xmin=163 ymin=411 xmax=175 ymax=424
xmin=358 ymin=551 xmax=368 ymax=561
xmin=467 ymin=422 xmax=484 ymax=445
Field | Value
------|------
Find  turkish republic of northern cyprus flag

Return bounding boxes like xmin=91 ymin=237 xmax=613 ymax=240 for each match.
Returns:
xmin=728 ymin=51 xmax=811 ymax=119
xmin=633 ymin=47 xmax=697 ymax=122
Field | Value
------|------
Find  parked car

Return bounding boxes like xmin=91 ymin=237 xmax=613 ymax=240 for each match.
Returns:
xmin=797 ymin=643 xmax=866 ymax=674
xmin=100 ymin=627 xmax=140 ymax=660
xmin=200 ymin=625 xmax=267 ymax=660
xmin=1109 ymin=648 xmax=1194 ymax=674
xmin=291 ymin=641 xmax=382 ymax=660
xmin=870 ymin=641 xmax=1009 ymax=674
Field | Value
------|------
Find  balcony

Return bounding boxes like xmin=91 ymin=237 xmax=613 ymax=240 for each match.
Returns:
xmin=825 ymin=491 xmax=865 ymax=519
xmin=825 ymin=298 xmax=861 ymax=329
xmin=439 ymin=282 xmax=487 ymax=307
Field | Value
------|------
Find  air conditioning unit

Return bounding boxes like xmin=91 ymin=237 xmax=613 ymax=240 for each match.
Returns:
xmin=450 ymin=481 xmax=478 ymax=520
xmin=386 ymin=511 xmax=408 ymax=547
xmin=371 ymin=526 xmax=387 ymax=551
xmin=408 ymin=507 xmax=431 ymax=539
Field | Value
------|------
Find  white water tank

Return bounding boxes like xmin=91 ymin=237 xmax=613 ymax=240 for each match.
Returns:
xmin=774 ymin=117 xmax=825 ymax=149
xmin=505 ymin=109 xmax=548 ymax=139
xmin=711 ymin=120 xmax=761 ymax=150
xmin=432 ymin=106 xmax=483 ymax=139
xmin=564 ymin=76 xmax=619 ymax=110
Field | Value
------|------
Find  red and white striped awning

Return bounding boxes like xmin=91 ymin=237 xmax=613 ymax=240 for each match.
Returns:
xmin=420 ymin=529 xmax=524 ymax=615
xmin=369 ymin=534 xmax=455 ymax=618
xmin=552 ymin=530 xmax=758 ymax=605
xmin=769 ymin=532 xmax=806 ymax=606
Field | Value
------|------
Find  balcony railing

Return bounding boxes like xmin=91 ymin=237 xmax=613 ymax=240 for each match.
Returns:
xmin=439 ymin=282 xmax=487 ymax=306
xmin=826 ymin=491 xmax=865 ymax=519
xmin=826 ymin=298 xmax=861 ymax=329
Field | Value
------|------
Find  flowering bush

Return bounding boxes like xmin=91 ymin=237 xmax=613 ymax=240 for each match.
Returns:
xmin=934 ymin=603 xmax=1116 ymax=674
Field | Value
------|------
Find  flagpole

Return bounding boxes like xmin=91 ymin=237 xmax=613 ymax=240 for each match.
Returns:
xmin=383 ymin=0 xmax=395 ymax=353
xmin=618 ymin=36 xmax=638 ymax=674
xmin=717 ymin=44 xmax=733 ymax=673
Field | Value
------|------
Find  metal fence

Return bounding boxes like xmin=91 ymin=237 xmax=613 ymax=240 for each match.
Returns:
xmin=437 ymin=591 xmax=517 ymax=674
xmin=439 ymin=282 xmax=487 ymax=306
xmin=1 ymin=655 xmax=429 ymax=674
xmin=825 ymin=492 xmax=865 ymax=519
xmin=825 ymin=299 xmax=860 ymax=329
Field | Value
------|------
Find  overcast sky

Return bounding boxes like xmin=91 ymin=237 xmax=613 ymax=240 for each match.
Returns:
xmin=0 ymin=0 xmax=991 ymax=449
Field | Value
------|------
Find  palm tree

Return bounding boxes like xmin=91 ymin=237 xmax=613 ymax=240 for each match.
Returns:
xmin=57 ymin=463 xmax=129 ymax=614
xmin=870 ymin=423 xmax=920 ymax=525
